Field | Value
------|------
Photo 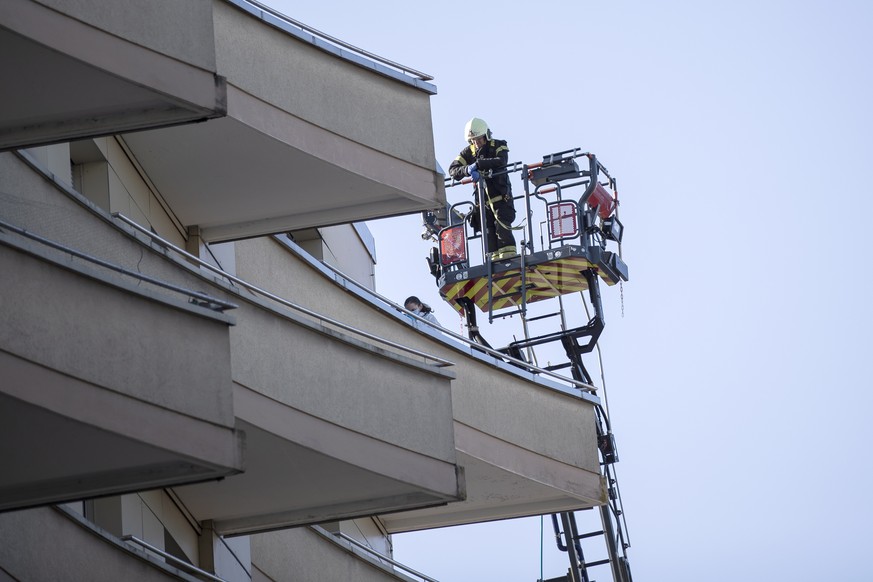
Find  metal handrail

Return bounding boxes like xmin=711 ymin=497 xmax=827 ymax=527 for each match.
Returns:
xmin=121 ymin=535 xmax=227 ymax=582
xmin=111 ymin=213 xmax=453 ymax=368
xmin=336 ymin=533 xmax=438 ymax=582
xmin=243 ymin=0 xmax=433 ymax=81
xmin=0 ymin=218 xmax=237 ymax=313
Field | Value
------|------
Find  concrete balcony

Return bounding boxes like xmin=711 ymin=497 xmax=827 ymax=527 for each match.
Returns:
xmin=172 ymin=294 xmax=464 ymax=536
xmin=0 ymin=224 xmax=242 ymax=512
xmin=380 ymin=370 xmax=606 ymax=533
xmin=121 ymin=0 xmax=445 ymax=242
xmin=1 ymin=0 xmax=444 ymax=241
xmin=0 ymin=0 xmax=226 ymax=151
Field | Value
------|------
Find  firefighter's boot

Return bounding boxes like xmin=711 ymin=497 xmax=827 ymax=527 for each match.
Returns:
xmin=491 ymin=245 xmax=517 ymax=260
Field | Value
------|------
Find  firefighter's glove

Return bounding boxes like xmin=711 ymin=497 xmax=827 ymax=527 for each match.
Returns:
xmin=467 ymin=163 xmax=480 ymax=182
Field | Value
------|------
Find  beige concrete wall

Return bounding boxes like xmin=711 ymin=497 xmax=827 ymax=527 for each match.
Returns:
xmin=211 ymin=532 xmax=252 ymax=582
xmin=318 ymin=225 xmax=376 ymax=289
xmin=0 ymin=152 xmax=190 ymax=284
xmin=69 ymin=137 xmax=187 ymax=247
xmin=0 ymin=507 xmax=193 ymax=582
xmin=236 ymin=236 xmax=384 ymax=331
xmin=252 ymin=526 xmax=409 ymax=582
xmin=104 ymin=138 xmax=186 ymax=246
xmin=23 ymin=143 xmax=71 ymax=185
xmin=0 ymin=235 xmax=235 ymax=424
xmin=120 ymin=494 xmax=165 ymax=558
xmin=213 ymin=1 xmax=436 ymax=169
xmin=452 ymin=364 xmax=600 ymax=473
xmin=229 ymin=296 xmax=455 ymax=463
xmin=34 ymin=0 xmax=217 ymax=70
xmin=132 ymin=491 xmax=201 ymax=568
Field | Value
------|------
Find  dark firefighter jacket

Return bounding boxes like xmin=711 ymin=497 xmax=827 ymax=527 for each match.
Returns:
xmin=448 ymin=138 xmax=513 ymax=205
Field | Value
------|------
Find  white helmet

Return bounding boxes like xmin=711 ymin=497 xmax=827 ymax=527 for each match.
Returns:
xmin=464 ymin=117 xmax=490 ymax=143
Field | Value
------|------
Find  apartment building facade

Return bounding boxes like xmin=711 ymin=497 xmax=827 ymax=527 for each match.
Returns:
xmin=0 ymin=1 xmax=609 ymax=580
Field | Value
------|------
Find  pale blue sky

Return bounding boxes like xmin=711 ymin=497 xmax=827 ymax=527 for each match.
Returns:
xmin=267 ymin=1 xmax=873 ymax=579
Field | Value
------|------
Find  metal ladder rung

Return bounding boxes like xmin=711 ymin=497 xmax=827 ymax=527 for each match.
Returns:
xmin=491 ymin=308 xmax=525 ymax=319
xmin=584 ymin=558 xmax=611 ymax=569
xmin=487 ymin=238 xmax=531 ymax=323
xmin=544 ymin=362 xmax=571 ymax=371
xmin=524 ymin=311 xmax=563 ymax=323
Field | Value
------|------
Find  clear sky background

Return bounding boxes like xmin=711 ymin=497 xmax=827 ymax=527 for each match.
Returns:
xmin=267 ymin=1 xmax=873 ymax=580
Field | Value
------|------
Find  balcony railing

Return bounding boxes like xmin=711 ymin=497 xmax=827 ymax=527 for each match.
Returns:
xmin=0 ymin=218 xmax=236 ymax=313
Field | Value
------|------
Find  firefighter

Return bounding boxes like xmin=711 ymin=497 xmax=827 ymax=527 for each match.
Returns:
xmin=448 ymin=117 xmax=517 ymax=260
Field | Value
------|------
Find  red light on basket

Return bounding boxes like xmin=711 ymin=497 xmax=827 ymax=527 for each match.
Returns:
xmin=547 ymin=201 xmax=579 ymax=241
xmin=588 ymin=182 xmax=616 ymax=219
xmin=440 ymin=225 xmax=467 ymax=265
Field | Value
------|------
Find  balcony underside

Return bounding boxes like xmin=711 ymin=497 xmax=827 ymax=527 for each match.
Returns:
xmin=122 ymin=88 xmax=444 ymax=242
xmin=0 ymin=0 xmax=225 ymax=152
xmin=0 ymin=384 xmax=239 ymax=513
xmin=379 ymin=423 xmax=606 ymax=533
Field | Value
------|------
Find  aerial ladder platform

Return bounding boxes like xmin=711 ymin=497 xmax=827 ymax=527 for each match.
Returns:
xmin=421 ymin=149 xmax=633 ymax=582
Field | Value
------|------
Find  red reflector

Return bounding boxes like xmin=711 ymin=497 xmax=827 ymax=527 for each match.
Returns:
xmin=588 ymin=182 xmax=616 ymax=219
xmin=548 ymin=202 xmax=579 ymax=240
xmin=440 ymin=225 xmax=467 ymax=265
